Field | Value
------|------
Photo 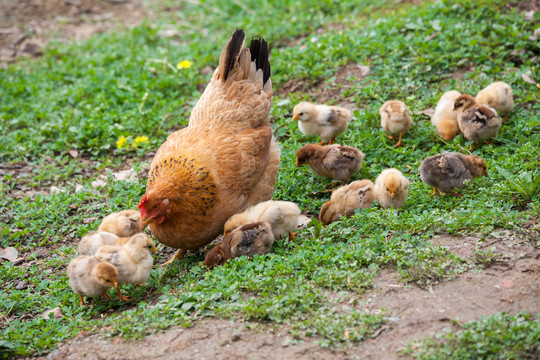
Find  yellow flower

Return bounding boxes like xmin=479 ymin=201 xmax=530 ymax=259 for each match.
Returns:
xmin=177 ymin=60 xmax=193 ymax=70
xmin=132 ymin=136 xmax=149 ymax=148
xmin=116 ymin=135 xmax=127 ymax=149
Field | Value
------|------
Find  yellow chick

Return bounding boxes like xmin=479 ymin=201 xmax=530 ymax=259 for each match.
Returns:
xmin=431 ymin=90 xmax=461 ymax=142
xmin=296 ymin=143 xmax=365 ymax=183
xmin=98 ymin=210 xmax=141 ymax=237
xmin=454 ymin=94 xmax=501 ymax=143
xmin=95 ymin=233 xmax=156 ymax=285
xmin=379 ymin=100 xmax=413 ymax=147
xmin=204 ymin=222 xmax=274 ymax=268
xmin=78 ymin=231 xmax=123 ymax=256
xmin=374 ymin=168 xmax=410 ymax=209
xmin=319 ymin=179 xmax=375 ymax=225
xmin=419 ymin=152 xmax=488 ymax=196
xmin=292 ymin=102 xmax=353 ymax=145
xmin=475 ymin=81 xmax=514 ymax=122
xmin=223 ymin=200 xmax=301 ymax=241
xmin=67 ymin=255 xmax=129 ymax=305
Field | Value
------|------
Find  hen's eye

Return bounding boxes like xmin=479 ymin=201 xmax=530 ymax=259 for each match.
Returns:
xmin=153 ymin=204 xmax=159 ymax=210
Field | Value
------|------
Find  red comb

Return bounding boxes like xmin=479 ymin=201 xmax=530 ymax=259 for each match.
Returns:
xmin=138 ymin=193 xmax=147 ymax=210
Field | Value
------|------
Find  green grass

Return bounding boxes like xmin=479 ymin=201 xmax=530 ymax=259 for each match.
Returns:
xmin=1 ymin=0 xmax=539 ymax=357
xmin=403 ymin=312 xmax=540 ymax=359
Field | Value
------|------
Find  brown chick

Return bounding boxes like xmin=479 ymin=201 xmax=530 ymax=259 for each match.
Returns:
xmin=98 ymin=210 xmax=141 ymax=237
xmin=296 ymin=143 xmax=365 ymax=183
xmin=138 ymin=29 xmax=280 ymax=266
xmin=454 ymin=94 xmax=501 ymax=142
xmin=95 ymin=233 xmax=156 ymax=287
xmin=78 ymin=231 xmax=120 ymax=256
xmin=319 ymin=179 xmax=375 ymax=225
xmin=475 ymin=81 xmax=514 ymax=122
xmin=374 ymin=168 xmax=410 ymax=209
xmin=204 ymin=222 xmax=274 ymax=268
xmin=67 ymin=255 xmax=128 ymax=305
xmin=292 ymin=102 xmax=353 ymax=145
xmin=223 ymin=200 xmax=300 ymax=241
xmin=431 ymin=90 xmax=461 ymax=142
xmin=379 ymin=100 xmax=413 ymax=147
xmin=419 ymin=152 xmax=488 ymax=196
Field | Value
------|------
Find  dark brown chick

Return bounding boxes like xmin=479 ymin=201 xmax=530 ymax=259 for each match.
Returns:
xmin=419 ymin=152 xmax=488 ymax=196
xmin=296 ymin=143 xmax=365 ymax=183
xmin=454 ymin=94 xmax=501 ymax=142
xmin=204 ymin=221 xmax=274 ymax=268
xmin=319 ymin=179 xmax=375 ymax=225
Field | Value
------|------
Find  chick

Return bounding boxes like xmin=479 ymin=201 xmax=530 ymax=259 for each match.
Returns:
xmin=374 ymin=168 xmax=410 ymax=209
xmin=454 ymin=94 xmax=501 ymax=143
xmin=431 ymin=90 xmax=461 ymax=142
xmin=67 ymin=255 xmax=129 ymax=305
xmin=223 ymin=200 xmax=300 ymax=241
xmin=319 ymin=179 xmax=375 ymax=225
xmin=78 ymin=231 xmax=124 ymax=256
xmin=292 ymin=102 xmax=353 ymax=145
xmin=296 ymin=143 xmax=365 ymax=183
xmin=95 ymin=233 xmax=156 ymax=285
xmin=379 ymin=100 xmax=413 ymax=147
xmin=419 ymin=152 xmax=488 ymax=196
xmin=204 ymin=222 xmax=274 ymax=268
xmin=98 ymin=210 xmax=141 ymax=237
xmin=475 ymin=81 xmax=514 ymax=122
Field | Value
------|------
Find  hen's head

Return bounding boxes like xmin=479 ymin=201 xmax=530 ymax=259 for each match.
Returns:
xmin=138 ymin=193 xmax=171 ymax=231
xmin=292 ymin=102 xmax=315 ymax=122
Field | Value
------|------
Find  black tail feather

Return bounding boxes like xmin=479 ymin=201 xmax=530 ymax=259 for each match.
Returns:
xmin=223 ymin=29 xmax=246 ymax=81
xmin=249 ymin=37 xmax=271 ymax=84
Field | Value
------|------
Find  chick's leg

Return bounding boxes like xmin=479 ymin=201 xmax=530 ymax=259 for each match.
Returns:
xmin=162 ymin=248 xmax=187 ymax=267
xmin=288 ymin=231 xmax=298 ymax=242
xmin=429 ymin=188 xmax=438 ymax=197
xmin=114 ymin=285 xmax=130 ymax=302
xmin=392 ymin=131 xmax=403 ymax=148
xmin=78 ymin=294 xmax=86 ymax=306
xmin=329 ymin=138 xmax=335 ymax=145
xmin=102 ymin=293 xmax=111 ymax=301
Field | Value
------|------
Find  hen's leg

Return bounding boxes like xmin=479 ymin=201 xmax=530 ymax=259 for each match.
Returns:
xmin=162 ymin=248 xmax=187 ymax=266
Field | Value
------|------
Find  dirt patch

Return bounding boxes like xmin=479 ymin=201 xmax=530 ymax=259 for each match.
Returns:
xmin=505 ymin=0 xmax=540 ymax=12
xmin=45 ymin=318 xmax=351 ymax=360
xmin=0 ymin=0 xmax=148 ymax=66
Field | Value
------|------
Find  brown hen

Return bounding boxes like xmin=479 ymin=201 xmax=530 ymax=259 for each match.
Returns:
xmin=138 ymin=29 xmax=280 ymax=265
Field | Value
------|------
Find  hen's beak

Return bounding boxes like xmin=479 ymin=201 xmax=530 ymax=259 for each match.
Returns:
xmin=140 ymin=216 xmax=155 ymax=231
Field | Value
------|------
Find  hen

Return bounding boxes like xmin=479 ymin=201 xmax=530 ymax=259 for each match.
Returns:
xmin=204 ymin=221 xmax=274 ymax=268
xmin=138 ymin=29 xmax=280 ymax=265
xmin=296 ymin=143 xmax=365 ymax=183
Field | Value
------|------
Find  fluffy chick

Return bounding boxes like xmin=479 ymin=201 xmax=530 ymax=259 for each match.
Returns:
xmin=67 ymin=255 xmax=128 ymax=305
xmin=296 ymin=143 xmax=365 ymax=183
xmin=78 ymin=231 xmax=129 ymax=256
xmin=419 ymin=152 xmax=488 ymax=196
xmin=374 ymin=168 xmax=410 ymax=209
xmin=95 ymin=233 xmax=156 ymax=286
xmin=319 ymin=179 xmax=375 ymax=225
xmin=98 ymin=210 xmax=141 ymax=237
xmin=379 ymin=100 xmax=413 ymax=147
xmin=292 ymin=102 xmax=353 ymax=145
xmin=475 ymin=81 xmax=514 ymax=122
xmin=204 ymin=222 xmax=274 ymax=268
xmin=431 ymin=90 xmax=461 ymax=142
xmin=223 ymin=200 xmax=300 ymax=241
xmin=454 ymin=94 xmax=501 ymax=142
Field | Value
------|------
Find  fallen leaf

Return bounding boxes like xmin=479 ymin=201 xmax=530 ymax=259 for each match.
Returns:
xmin=344 ymin=331 xmax=350 ymax=340
xmin=75 ymin=184 xmax=84 ymax=192
xmin=529 ymin=28 xmax=540 ymax=41
xmin=50 ymin=186 xmax=65 ymax=194
xmin=498 ymin=279 xmax=514 ymax=289
xmin=42 ymin=307 xmax=63 ymax=320
xmin=522 ymin=70 xmax=537 ymax=85
xmin=415 ymin=108 xmax=435 ymax=117
xmin=92 ymin=179 xmax=107 ymax=188
xmin=1 ymin=247 xmax=18 ymax=262
xmin=68 ymin=149 xmax=78 ymax=158
xmin=113 ymin=168 xmax=137 ymax=182
xmin=524 ymin=10 xmax=535 ymax=21
xmin=297 ymin=215 xmax=312 ymax=227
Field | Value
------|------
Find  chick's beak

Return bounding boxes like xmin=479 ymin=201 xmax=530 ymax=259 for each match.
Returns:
xmin=112 ymin=280 xmax=119 ymax=290
xmin=292 ymin=114 xmax=298 ymax=121
xmin=390 ymin=191 xmax=395 ymax=199
xmin=151 ymin=246 xmax=157 ymax=253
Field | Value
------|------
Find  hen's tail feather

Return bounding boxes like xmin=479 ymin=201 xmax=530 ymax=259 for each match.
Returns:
xmin=249 ymin=38 xmax=271 ymax=84
xmin=220 ymin=28 xmax=246 ymax=81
